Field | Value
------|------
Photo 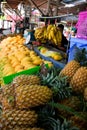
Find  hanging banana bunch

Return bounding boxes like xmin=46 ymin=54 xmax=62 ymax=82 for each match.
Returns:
xmin=47 ymin=24 xmax=62 ymax=47
xmin=34 ymin=26 xmax=47 ymax=43
xmin=34 ymin=24 xmax=62 ymax=46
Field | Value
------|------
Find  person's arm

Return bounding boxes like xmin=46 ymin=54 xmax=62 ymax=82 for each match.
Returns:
xmin=58 ymin=46 xmax=66 ymax=52
xmin=57 ymin=35 xmax=68 ymax=52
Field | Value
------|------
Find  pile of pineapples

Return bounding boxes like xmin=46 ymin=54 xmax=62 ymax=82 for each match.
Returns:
xmin=60 ymin=60 xmax=87 ymax=99
xmin=0 ymin=74 xmax=53 ymax=130
xmin=38 ymin=59 xmax=87 ymax=129
xmin=59 ymin=60 xmax=87 ymax=130
xmin=0 ymin=39 xmax=87 ymax=130
xmin=0 ymin=60 xmax=87 ymax=130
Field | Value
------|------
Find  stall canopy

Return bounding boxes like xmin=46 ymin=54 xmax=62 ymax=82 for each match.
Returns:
xmin=4 ymin=0 xmax=87 ymax=16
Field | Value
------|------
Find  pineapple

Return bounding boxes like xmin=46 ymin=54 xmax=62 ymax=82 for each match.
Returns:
xmin=2 ymin=84 xmax=15 ymax=97
xmin=84 ymin=87 xmax=87 ymax=101
xmin=70 ymin=113 xmax=87 ymax=130
xmin=1 ymin=84 xmax=15 ymax=110
xmin=59 ymin=60 xmax=80 ymax=82
xmin=12 ymin=75 xmax=40 ymax=87
xmin=2 ymin=96 xmax=15 ymax=110
xmin=1 ymin=84 xmax=52 ymax=110
xmin=70 ymin=67 xmax=87 ymax=93
xmin=0 ymin=88 xmax=2 ymax=103
xmin=15 ymin=85 xmax=52 ymax=109
xmin=0 ymin=109 xmax=38 ymax=129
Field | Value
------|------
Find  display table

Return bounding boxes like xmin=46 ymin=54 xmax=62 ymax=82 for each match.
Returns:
xmin=68 ymin=37 xmax=87 ymax=62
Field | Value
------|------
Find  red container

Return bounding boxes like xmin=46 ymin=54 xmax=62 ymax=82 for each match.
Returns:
xmin=76 ymin=11 xmax=87 ymax=39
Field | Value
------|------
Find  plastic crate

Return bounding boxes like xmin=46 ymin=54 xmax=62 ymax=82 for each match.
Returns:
xmin=76 ymin=11 xmax=87 ymax=39
xmin=3 ymin=66 xmax=40 ymax=84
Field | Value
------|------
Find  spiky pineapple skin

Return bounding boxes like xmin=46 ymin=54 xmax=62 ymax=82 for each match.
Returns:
xmin=1 ymin=127 xmax=44 ymax=130
xmin=70 ymin=113 xmax=87 ymax=130
xmin=59 ymin=60 xmax=80 ymax=82
xmin=0 ymin=109 xmax=38 ymax=129
xmin=13 ymin=127 xmax=44 ymax=130
xmin=0 ymin=92 xmax=2 ymax=105
xmin=12 ymin=75 xmax=40 ymax=87
xmin=70 ymin=67 xmax=87 ymax=93
xmin=2 ymin=96 xmax=15 ymax=110
xmin=84 ymin=87 xmax=87 ymax=101
xmin=15 ymin=85 xmax=52 ymax=109
xmin=1 ymin=84 xmax=15 ymax=110
xmin=2 ymin=84 xmax=14 ymax=96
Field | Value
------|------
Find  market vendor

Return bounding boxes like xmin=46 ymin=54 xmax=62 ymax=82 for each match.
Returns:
xmin=57 ymin=24 xmax=68 ymax=52
xmin=24 ymin=29 xmax=36 ymax=45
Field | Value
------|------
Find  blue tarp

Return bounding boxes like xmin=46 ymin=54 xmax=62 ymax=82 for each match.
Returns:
xmin=68 ymin=37 xmax=87 ymax=62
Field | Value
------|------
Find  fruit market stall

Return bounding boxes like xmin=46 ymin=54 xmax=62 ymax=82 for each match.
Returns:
xmin=0 ymin=51 xmax=87 ymax=129
xmin=0 ymin=33 xmax=87 ymax=130
xmin=0 ymin=1 xmax=87 ymax=129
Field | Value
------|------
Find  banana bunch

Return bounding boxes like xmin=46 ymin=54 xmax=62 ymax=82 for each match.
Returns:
xmin=34 ymin=24 xmax=62 ymax=46
xmin=34 ymin=26 xmax=47 ymax=43
xmin=47 ymin=25 xmax=62 ymax=47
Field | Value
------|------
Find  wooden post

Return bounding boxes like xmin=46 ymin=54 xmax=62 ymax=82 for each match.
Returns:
xmin=29 ymin=0 xmax=44 ymax=15
xmin=54 ymin=0 xmax=60 ymax=16
xmin=46 ymin=0 xmax=50 ymax=15
xmin=38 ymin=1 xmax=47 ymax=7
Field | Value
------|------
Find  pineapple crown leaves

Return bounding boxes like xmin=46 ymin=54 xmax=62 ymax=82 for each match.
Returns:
xmin=37 ymin=103 xmax=56 ymax=118
xmin=38 ymin=117 xmax=61 ymax=130
xmin=48 ymin=101 xmax=87 ymax=122
xmin=38 ymin=115 xmax=79 ymax=130
xmin=61 ymin=119 xmax=79 ymax=130
xmin=36 ymin=104 xmax=58 ymax=130
xmin=73 ymin=94 xmax=87 ymax=112
xmin=52 ymin=86 xmax=72 ymax=100
xmin=51 ymin=76 xmax=72 ymax=100
xmin=74 ymin=48 xmax=87 ymax=66
xmin=79 ymin=96 xmax=87 ymax=112
xmin=40 ymin=66 xmax=64 ymax=87
xmin=39 ymin=65 xmax=72 ymax=100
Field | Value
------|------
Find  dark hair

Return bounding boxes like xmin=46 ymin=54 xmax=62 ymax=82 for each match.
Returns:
xmin=58 ymin=24 xmax=64 ymax=30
